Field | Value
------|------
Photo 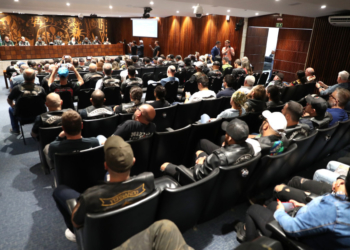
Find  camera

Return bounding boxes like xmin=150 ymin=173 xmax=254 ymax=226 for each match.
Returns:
xmin=193 ymin=4 xmax=203 ymax=18
xmin=143 ymin=7 xmax=152 ymax=18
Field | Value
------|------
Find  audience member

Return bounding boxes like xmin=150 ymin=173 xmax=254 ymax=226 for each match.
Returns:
xmin=207 ymin=61 xmax=223 ymax=79
xmin=113 ymin=104 xmax=156 ymax=141
xmin=149 ymin=86 xmax=170 ymax=109
xmin=237 ymin=75 xmax=255 ymax=95
xmin=84 ymin=56 xmax=92 ymax=66
xmin=285 ymin=70 xmax=307 ymax=87
xmin=143 ymin=57 xmax=154 ymax=67
xmin=299 ymin=95 xmax=331 ymax=129
xmin=131 ymin=55 xmax=142 ymax=68
xmin=245 ymin=85 xmax=267 ymax=112
xmin=114 ymin=86 xmax=143 ymax=114
xmin=178 ymin=57 xmax=194 ymax=73
xmin=185 ymin=75 xmax=216 ymax=103
xmin=120 ymin=66 xmax=143 ymax=93
xmin=11 ymin=64 xmax=40 ymax=88
xmin=216 ymin=75 xmax=235 ymax=98
xmin=326 ymin=88 xmax=350 ymax=126
xmin=314 ymin=159 xmax=350 ymax=184
xmin=83 ymin=64 xmax=103 ymax=83
xmin=305 ymin=67 xmax=316 ymax=84
xmin=266 ymin=85 xmax=283 ymax=108
xmin=231 ymin=59 xmax=246 ymax=79
xmin=120 ymin=59 xmax=139 ymax=82
xmin=222 ymin=57 xmax=232 ymax=71
xmin=7 ymin=68 xmax=46 ymax=134
xmin=188 ymin=62 xmax=206 ymax=83
xmin=157 ymin=66 xmax=179 ymax=86
xmin=317 ymin=70 xmax=350 ymax=96
xmin=216 ymin=91 xmax=246 ymax=119
xmin=241 ymin=57 xmax=253 ymax=75
xmin=95 ymin=63 xmax=120 ymax=90
xmin=282 ymin=101 xmax=310 ymax=140
xmin=78 ymin=90 xmax=114 ymax=119
xmin=267 ymin=72 xmax=284 ymax=88
xmin=175 ymin=55 xmax=184 ymax=66
xmin=112 ymin=60 xmax=120 ymax=70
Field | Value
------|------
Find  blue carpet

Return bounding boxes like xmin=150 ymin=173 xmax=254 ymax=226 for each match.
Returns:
xmin=0 ymin=78 xmax=245 ymax=250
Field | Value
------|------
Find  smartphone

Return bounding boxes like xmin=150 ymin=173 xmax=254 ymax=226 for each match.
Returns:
xmin=282 ymin=202 xmax=295 ymax=212
xmin=64 ymin=55 xmax=70 ymax=59
xmin=87 ymin=56 xmax=92 ymax=60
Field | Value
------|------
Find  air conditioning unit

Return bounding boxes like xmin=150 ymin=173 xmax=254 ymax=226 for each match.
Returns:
xmin=328 ymin=16 xmax=350 ymax=27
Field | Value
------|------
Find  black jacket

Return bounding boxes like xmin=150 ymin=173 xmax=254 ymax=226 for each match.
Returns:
xmin=245 ymin=99 xmax=267 ymax=113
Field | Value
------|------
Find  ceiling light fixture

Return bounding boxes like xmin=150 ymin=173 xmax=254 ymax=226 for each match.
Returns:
xmin=255 ymin=13 xmax=259 ymax=15
xmin=227 ymin=10 xmax=230 ymax=12
xmin=206 ymin=13 xmax=209 ymax=15
xmin=109 ymin=5 xmax=113 ymax=9
xmin=14 ymin=0 xmax=19 ymax=2
xmin=150 ymin=1 xmax=154 ymax=5
xmin=176 ymin=11 xmax=179 ymax=13
xmin=66 ymin=2 xmax=70 ymax=6
xmin=321 ymin=5 xmax=326 ymax=9
xmin=192 ymin=6 xmax=196 ymax=8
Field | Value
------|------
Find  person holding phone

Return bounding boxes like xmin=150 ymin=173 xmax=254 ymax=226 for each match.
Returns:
xmin=221 ymin=40 xmax=235 ymax=63
xmin=149 ymin=41 xmax=161 ymax=57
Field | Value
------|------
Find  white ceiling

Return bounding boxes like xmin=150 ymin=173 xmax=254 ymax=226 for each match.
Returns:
xmin=0 ymin=0 xmax=349 ymax=18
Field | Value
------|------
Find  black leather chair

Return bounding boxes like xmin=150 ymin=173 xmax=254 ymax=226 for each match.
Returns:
xmin=153 ymin=105 xmax=178 ymax=132
xmin=82 ymin=76 xmax=102 ymax=89
xmin=267 ymin=104 xmax=285 ymax=113
xmin=200 ymin=153 xmax=262 ymax=222
xmin=253 ymin=73 xmax=261 ymax=85
xmin=248 ymin=143 xmax=298 ymax=195
xmin=184 ymin=69 xmax=196 ymax=81
xmin=223 ymin=67 xmax=233 ymax=76
xmin=175 ymin=71 xmax=185 ymax=86
xmin=332 ymin=119 xmax=350 ymax=153
xmin=54 ymin=145 xmax=106 ymax=193
xmin=237 ymin=74 xmax=246 ymax=89
xmin=127 ymin=135 xmax=153 ymax=176
xmin=122 ymin=85 xmax=133 ymax=103
xmin=68 ymin=73 xmax=77 ymax=81
xmin=75 ymin=190 xmax=160 ymax=250
xmin=103 ymin=86 xmax=122 ymax=106
xmin=119 ymin=113 xmax=133 ymax=124
xmin=304 ymin=82 xmax=315 ymax=96
xmin=82 ymin=115 xmax=118 ymax=138
xmin=154 ymin=67 xmax=168 ymax=81
xmin=141 ymin=72 xmax=155 ymax=88
xmin=15 ymin=95 xmax=47 ymax=145
xmin=220 ymin=96 xmax=232 ymax=111
xmin=145 ymin=83 xmax=160 ymax=101
xmin=172 ymin=101 xmax=202 ymax=130
xmin=37 ymin=74 xmax=46 ymax=86
xmin=140 ymin=67 xmax=155 ymax=78
xmin=77 ymin=88 xmax=94 ymax=110
xmin=158 ymin=71 xmax=167 ymax=81
xmin=281 ymin=86 xmax=297 ymax=103
xmin=149 ymin=125 xmax=192 ymax=177
xmin=57 ymin=90 xmax=75 ymax=110
xmin=209 ymin=76 xmax=223 ymax=93
xmin=38 ymin=126 xmax=62 ymax=174
xmin=200 ymin=98 xmax=223 ymax=118
xmin=112 ymin=69 xmax=122 ymax=75
xmin=258 ymin=72 xmax=269 ymax=85
xmin=164 ymin=81 xmax=179 ymax=103
xmin=156 ymin=168 xmax=220 ymax=232
xmin=247 ymin=111 xmax=263 ymax=134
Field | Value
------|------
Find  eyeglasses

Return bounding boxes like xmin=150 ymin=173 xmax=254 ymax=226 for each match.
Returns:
xmin=329 ymin=94 xmax=338 ymax=102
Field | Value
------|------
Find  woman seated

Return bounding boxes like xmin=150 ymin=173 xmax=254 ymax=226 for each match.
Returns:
xmin=149 ymin=85 xmax=170 ymax=109
xmin=285 ymin=70 xmax=307 ymax=87
xmin=266 ymin=85 xmax=283 ymax=108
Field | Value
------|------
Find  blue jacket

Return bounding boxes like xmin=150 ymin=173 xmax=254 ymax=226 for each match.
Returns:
xmin=327 ymin=108 xmax=348 ymax=126
xmin=211 ymin=46 xmax=220 ymax=58
xmin=320 ymin=82 xmax=350 ymax=96
xmin=274 ymin=193 xmax=350 ymax=249
xmin=160 ymin=77 xmax=179 ymax=87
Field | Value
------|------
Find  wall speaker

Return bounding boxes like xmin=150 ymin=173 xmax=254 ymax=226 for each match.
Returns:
xmin=235 ymin=18 xmax=244 ymax=31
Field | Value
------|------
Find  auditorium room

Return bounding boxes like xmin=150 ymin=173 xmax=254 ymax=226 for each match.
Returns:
xmin=1 ymin=0 xmax=350 ymax=249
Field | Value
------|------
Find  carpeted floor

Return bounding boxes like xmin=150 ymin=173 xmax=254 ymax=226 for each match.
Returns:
xmin=0 ymin=78 xmax=246 ymax=250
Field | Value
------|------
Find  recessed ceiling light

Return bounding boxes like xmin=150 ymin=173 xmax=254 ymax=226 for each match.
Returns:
xmin=276 ymin=0 xmax=280 ymax=1
xmin=109 ymin=5 xmax=113 ymax=9
xmin=176 ymin=11 xmax=179 ymax=13
xmin=255 ymin=13 xmax=259 ymax=15
xmin=150 ymin=1 xmax=154 ymax=5
xmin=14 ymin=0 xmax=19 ymax=2
xmin=66 ymin=2 xmax=70 ymax=6
xmin=321 ymin=5 xmax=326 ymax=9
xmin=227 ymin=10 xmax=230 ymax=12
xmin=206 ymin=13 xmax=209 ymax=15
xmin=192 ymin=6 xmax=196 ymax=8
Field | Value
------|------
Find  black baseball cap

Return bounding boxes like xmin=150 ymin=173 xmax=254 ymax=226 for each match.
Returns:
xmin=221 ymin=119 xmax=249 ymax=142
xmin=276 ymin=72 xmax=284 ymax=80
xmin=213 ymin=61 xmax=220 ymax=66
xmin=305 ymin=95 xmax=327 ymax=117
xmin=104 ymin=136 xmax=134 ymax=173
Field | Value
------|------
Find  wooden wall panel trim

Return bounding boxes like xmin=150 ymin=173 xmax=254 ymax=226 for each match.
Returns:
xmin=248 ymin=14 xmax=314 ymax=29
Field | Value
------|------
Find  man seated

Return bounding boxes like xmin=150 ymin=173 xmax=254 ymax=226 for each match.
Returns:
xmin=281 ymin=101 xmax=310 ymax=140
xmin=76 ymin=58 xmax=86 ymax=71
xmin=305 ymin=67 xmax=317 ymax=84
xmin=299 ymin=95 xmax=332 ymax=130
xmin=266 ymin=85 xmax=283 ymax=108
xmin=244 ymin=85 xmax=267 ymax=112
xmin=234 ymin=172 xmax=350 ymax=249
xmin=160 ymin=66 xmax=179 ymax=86
xmin=207 ymin=61 xmax=223 ymax=79
xmin=175 ymin=55 xmax=184 ymax=66
xmin=78 ymin=90 xmax=114 ymax=120
xmin=326 ymin=88 xmax=350 ymax=126
xmin=267 ymin=72 xmax=284 ymax=88
xmin=247 ymin=111 xmax=288 ymax=156
xmin=113 ymin=104 xmax=156 ymax=141
xmin=149 ymin=86 xmax=170 ymax=109
xmin=143 ymin=57 xmax=154 ymax=67
xmin=231 ymin=59 xmax=246 ymax=79
xmin=216 ymin=75 xmax=235 ymax=98
xmin=95 ymin=63 xmax=120 ymax=90
xmin=237 ymin=75 xmax=255 ymax=95
xmin=184 ymin=75 xmax=216 ymax=103
xmin=120 ymin=66 xmax=143 ymax=94
xmin=178 ymin=57 xmax=194 ymax=73
xmin=82 ymin=64 xmax=103 ymax=84
xmin=120 ymin=60 xmax=139 ymax=83
xmin=114 ymin=86 xmax=143 ymax=114
xmin=44 ymin=110 xmax=103 ymax=169
xmin=52 ymin=136 xmax=156 ymax=242
xmin=131 ymin=56 xmax=142 ymax=68
xmin=188 ymin=62 xmax=206 ymax=83
xmin=316 ymin=70 xmax=349 ymax=96
xmin=11 ymin=64 xmax=40 ymax=88
xmin=161 ymin=119 xmax=258 ymax=184
xmin=156 ymin=57 xmax=165 ymax=67
xmin=222 ymin=57 xmax=233 ymax=71
xmin=31 ymin=93 xmax=70 ymax=139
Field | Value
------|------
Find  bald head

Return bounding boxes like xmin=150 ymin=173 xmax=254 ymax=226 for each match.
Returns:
xmin=139 ymin=104 xmax=156 ymax=123
xmin=20 ymin=64 xmax=29 ymax=73
xmin=23 ymin=68 xmax=35 ymax=83
xmin=103 ymin=63 xmax=112 ymax=76
xmin=44 ymin=64 xmax=50 ymax=71
xmin=305 ymin=67 xmax=315 ymax=77
xmin=89 ymin=64 xmax=97 ymax=73
xmin=91 ymin=89 xmax=105 ymax=107
xmin=46 ymin=93 xmax=62 ymax=110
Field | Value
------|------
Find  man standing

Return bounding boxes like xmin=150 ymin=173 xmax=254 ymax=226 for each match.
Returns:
xmin=68 ymin=37 xmax=79 ymax=45
xmin=18 ymin=36 xmax=30 ymax=46
xmin=137 ymin=40 xmax=144 ymax=58
xmin=128 ymin=41 xmax=138 ymax=55
xmin=2 ymin=36 xmax=14 ymax=46
xmin=54 ymin=36 xmax=63 ymax=45
xmin=211 ymin=41 xmax=221 ymax=59
xmin=221 ymin=40 xmax=235 ymax=63
xmin=150 ymin=41 xmax=161 ymax=57
xmin=35 ymin=37 xmax=46 ymax=46
xmin=317 ymin=71 xmax=350 ymax=96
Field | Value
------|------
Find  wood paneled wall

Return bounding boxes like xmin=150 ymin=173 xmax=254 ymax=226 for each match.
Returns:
xmin=274 ymin=29 xmax=312 ymax=82
xmin=110 ymin=15 xmax=243 ymax=59
xmin=245 ymin=27 xmax=269 ymax=73
xmin=248 ymin=14 xmax=314 ymax=29
xmin=306 ymin=16 xmax=350 ymax=85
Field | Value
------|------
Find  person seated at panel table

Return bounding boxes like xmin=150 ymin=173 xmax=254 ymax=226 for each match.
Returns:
xmin=53 ymin=36 xmax=63 ymax=45
xmin=35 ymin=37 xmax=46 ymax=46
xmin=103 ymin=37 xmax=111 ymax=45
xmin=68 ymin=37 xmax=79 ymax=45
xmin=92 ymin=36 xmax=101 ymax=45
xmin=18 ymin=36 xmax=30 ymax=46
xmin=114 ymin=86 xmax=143 ymax=114
xmin=2 ymin=35 xmax=14 ymax=46
xmin=161 ymin=119 xmax=258 ymax=184
xmin=81 ymin=37 xmax=91 ymax=45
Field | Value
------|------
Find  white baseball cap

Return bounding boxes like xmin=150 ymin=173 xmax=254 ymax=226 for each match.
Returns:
xmin=262 ymin=110 xmax=287 ymax=134
xmin=139 ymin=40 xmax=143 ymax=43
xmin=194 ymin=61 xmax=204 ymax=69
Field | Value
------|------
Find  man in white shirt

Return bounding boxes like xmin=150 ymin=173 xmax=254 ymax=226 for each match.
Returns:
xmin=221 ymin=40 xmax=235 ymax=63
xmin=185 ymin=75 xmax=216 ymax=103
xmin=237 ymin=75 xmax=255 ymax=95
xmin=120 ymin=59 xmax=139 ymax=83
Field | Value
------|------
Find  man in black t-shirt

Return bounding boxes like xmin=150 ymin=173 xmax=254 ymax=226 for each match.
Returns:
xmin=78 ymin=90 xmax=114 ymax=119
xmin=114 ymin=86 xmax=142 ymax=114
xmin=114 ymin=104 xmax=156 ymax=141
xmin=150 ymin=41 xmax=161 ymax=57
xmin=128 ymin=40 xmax=138 ymax=55
xmin=120 ymin=66 xmax=143 ymax=94
xmin=137 ymin=40 xmax=144 ymax=58
xmin=52 ymin=136 xmax=156 ymax=242
xmin=7 ymin=68 xmax=46 ymax=134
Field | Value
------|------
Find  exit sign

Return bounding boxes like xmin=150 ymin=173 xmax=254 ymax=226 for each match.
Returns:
xmin=276 ymin=23 xmax=283 ymax=28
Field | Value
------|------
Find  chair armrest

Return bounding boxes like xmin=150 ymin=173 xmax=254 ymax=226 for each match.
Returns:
xmin=75 ymin=228 xmax=85 ymax=250
xmin=176 ymin=165 xmax=196 ymax=184
xmin=66 ymin=199 xmax=78 ymax=215
xmin=267 ymin=220 xmax=286 ymax=238
xmin=166 ymin=128 xmax=174 ymax=132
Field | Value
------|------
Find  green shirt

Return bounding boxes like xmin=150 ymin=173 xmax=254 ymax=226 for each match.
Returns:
xmin=2 ymin=40 xmax=14 ymax=46
xmin=222 ymin=64 xmax=233 ymax=70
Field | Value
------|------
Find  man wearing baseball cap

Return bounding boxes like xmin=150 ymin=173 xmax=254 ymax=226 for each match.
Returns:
xmin=267 ymin=72 xmax=284 ymax=88
xmin=161 ymin=119 xmax=257 ymax=183
xmin=189 ymin=61 xmax=207 ymax=84
xmin=247 ymin=111 xmax=288 ymax=156
xmin=52 ymin=136 xmax=156 ymax=242
xmin=299 ymin=94 xmax=332 ymax=129
xmin=48 ymin=61 xmax=84 ymax=96
xmin=207 ymin=61 xmax=223 ymax=79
